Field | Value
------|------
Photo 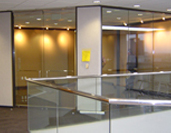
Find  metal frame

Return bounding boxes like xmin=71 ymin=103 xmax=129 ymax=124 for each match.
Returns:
xmin=26 ymin=71 xmax=171 ymax=106
xmin=30 ymin=71 xmax=171 ymax=81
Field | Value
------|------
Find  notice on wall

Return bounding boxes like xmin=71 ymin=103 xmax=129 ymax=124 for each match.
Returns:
xmin=82 ymin=50 xmax=91 ymax=62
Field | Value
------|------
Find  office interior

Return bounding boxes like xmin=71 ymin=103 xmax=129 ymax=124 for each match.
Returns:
xmin=1 ymin=4 xmax=171 ymax=133
xmin=12 ymin=6 xmax=171 ymax=106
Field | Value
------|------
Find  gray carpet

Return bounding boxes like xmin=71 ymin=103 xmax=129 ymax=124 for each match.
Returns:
xmin=0 ymin=107 xmax=28 ymax=133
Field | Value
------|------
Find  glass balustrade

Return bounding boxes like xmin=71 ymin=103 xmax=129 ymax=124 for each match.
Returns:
xmin=27 ymin=72 xmax=171 ymax=133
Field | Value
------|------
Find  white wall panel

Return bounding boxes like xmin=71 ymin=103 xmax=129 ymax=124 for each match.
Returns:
xmin=77 ymin=6 xmax=101 ymax=76
xmin=0 ymin=12 xmax=13 ymax=106
xmin=77 ymin=7 xmax=102 ymax=111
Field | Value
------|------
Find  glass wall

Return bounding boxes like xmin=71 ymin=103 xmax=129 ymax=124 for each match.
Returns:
xmin=14 ymin=6 xmax=171 ymax=106
xmin=102 ymin=7 xmax=171 ymax=74
xmin=14 ymin=10 xmax=44 ymax=106
xmin=14 ymin=8 xmax=76 ymax=106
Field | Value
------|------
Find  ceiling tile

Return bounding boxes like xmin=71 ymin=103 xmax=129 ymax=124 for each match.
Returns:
xmin=0 ymin=0 xmax=171 ymax=12
xmin=17 ymin=0 xmax=55 ymax=6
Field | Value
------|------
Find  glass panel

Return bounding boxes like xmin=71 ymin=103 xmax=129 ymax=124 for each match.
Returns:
xmin=35 ymin=72 xmax=171 ymax=102
xmin=102 ymin=7 xmax=171 ymax=73
xmin=14 ymin=8 xmax=76 ymax=106
xmin=27 ymin=82 xmax=110 ymax=133
xmin=28 ymin=82 xmax=58 ymax=132
xmin=102 ymin=8 xmax=129 ymax=74
xmin=57 ymin=91 xmax=109 ymax=133
xmin=153 ymin=13 xmax=171 ymax=71
xmin=128 ymin=11 xmax=153 ymax=72
xmin=43 ymin=8 xmax=76 ymax=77
xmin=14 ymin=10 xmax=44 ymax=106
xmin=102 ymin=73 xmax=171 ymax=100
xmin=110 ymin=104 xmax=171 ymax=133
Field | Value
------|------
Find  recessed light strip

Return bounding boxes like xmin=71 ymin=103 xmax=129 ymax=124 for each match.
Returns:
xmin=93 ymin=0 xmax=100 ymax=3
xmin=102 ymin=25 xmax=165 ymax=31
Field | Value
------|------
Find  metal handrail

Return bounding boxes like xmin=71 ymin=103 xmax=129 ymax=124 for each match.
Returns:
xmin=26 ymin=78 xmax=109 ymax=103
xmin=26 ymin=77 xmax=171 ymax=107
xmin=31 ymin=71 xmax=171 ymax=81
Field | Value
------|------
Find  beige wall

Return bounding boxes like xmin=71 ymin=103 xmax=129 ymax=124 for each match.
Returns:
xmin=0 ymin=12 xmax=13 ymax=106
xmin=15 ymin=29 xmax=75 ymax=86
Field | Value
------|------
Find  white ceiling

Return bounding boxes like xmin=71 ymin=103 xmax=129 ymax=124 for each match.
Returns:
xmin=0 ymin=0 xmax=171 ymax=12
xmin=8 ymin=0 xmax=171 ymax=29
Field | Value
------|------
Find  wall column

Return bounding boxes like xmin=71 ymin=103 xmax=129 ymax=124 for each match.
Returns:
xmin=76 ymin=6 xmax=102 ymax=112
xmin=0 ymin=12 xmax=14 ymax=107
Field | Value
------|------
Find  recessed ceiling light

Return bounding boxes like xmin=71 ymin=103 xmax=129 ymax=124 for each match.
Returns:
xmin=36 ymin=18 xmax=41 ymax=21
xmin=134 ymin=5 xmax=140 ymax=8
xmin=54 ymin=23 xmax=58 ymax=25
xmin=123 ymin=22 xmax=127 ymax=26
xmin=116 ymin=17 xmax=121 ymax=20
xmin=138 ymin=14 xmax=143 ymax=16
xmin=162 ymin=17 xmax=165 ymax=20
xmin=68 ymin=20 xmax=72 ymax=22
xmin=25 ymin=22 xmax=30 ymax=24
xmin=106 ymin=10 xmax=112 ymax=13
xmin=102 ymin=25 xmax=165 ymax=31
xmin=167 ymin=9 xmax=171 ymax=11
xmin=93 ymin=1 xmax=100 ymax=4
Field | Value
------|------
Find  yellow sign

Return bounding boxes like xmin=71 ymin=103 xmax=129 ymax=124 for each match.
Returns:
xmin=82 ymin=50 xmax=91 ymax=62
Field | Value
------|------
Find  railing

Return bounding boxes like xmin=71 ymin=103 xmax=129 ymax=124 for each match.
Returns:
xmin=26 ymin=71 xmax=171 ymax=133
xmin=27 ymin=78 xmax=171 ymax=106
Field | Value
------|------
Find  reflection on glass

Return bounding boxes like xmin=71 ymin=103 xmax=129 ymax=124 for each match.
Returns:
xmin=153 ymin=13 xmax=171 ymax=71
xmin=128 ymin=11 xmax=153 ymax=72
xmin=102 ymin=8 xmax=129 ymax=74
xmin=102 ymin=7 xmax=171 ymax=74
xmin=27 ymin=73 xmax=171 ymax=133
xmin=14 ymin=10 xmax=44 ymax=106
xmin=14 ymin=8 xmax=76 ymax=106
xmin=28 ymin=82 xmax=110 ymax=133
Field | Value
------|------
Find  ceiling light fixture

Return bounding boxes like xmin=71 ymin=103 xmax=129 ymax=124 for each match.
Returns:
xmin=123 ymin=22 xmax=127 ymax=26
xmin=167 ymin=9 xmax=171 ymax=11
xmin=19 ymin=26 xmax=21 ymax=29
xmin=102 ymin=25 xmax=165 ymax=32
xmin=134 ymin=5 xmax=140 ymax=8
xmin=93 ymin=1 xmax=100 ymax=4
xmin=36 ymin=18 xmax=41 ymax=21
xmin=67 ymin=28 xmax=70 ymax=31
xmin=116 ymin=17 xmax=121 ymax=20
xmin=107 ymin=10 xmax=112 ymax=13
xmin=46 ymin=27 xmax=49 ymax=30
xmin=138 ymin=13 xmax=143 ymax=16
xmin=140 ymin=20 xmax=144 ymax=23
xmin=162 ymin=17 xmax=165 ymax=20
xmin=25 ymin=22 xmax=30 ymax=24
xmin=54 ymin=23 xmax=58 ymax=25
xmin=68 ymin=20 xmax=72 ymax=22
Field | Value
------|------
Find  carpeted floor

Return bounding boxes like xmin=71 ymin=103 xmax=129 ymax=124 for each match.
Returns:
xmin=0 ymin=107 xmax=28 ymax=133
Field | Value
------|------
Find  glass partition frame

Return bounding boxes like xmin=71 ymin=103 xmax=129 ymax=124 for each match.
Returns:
xmin=102 ymin=6 xmax=171 ymax=74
